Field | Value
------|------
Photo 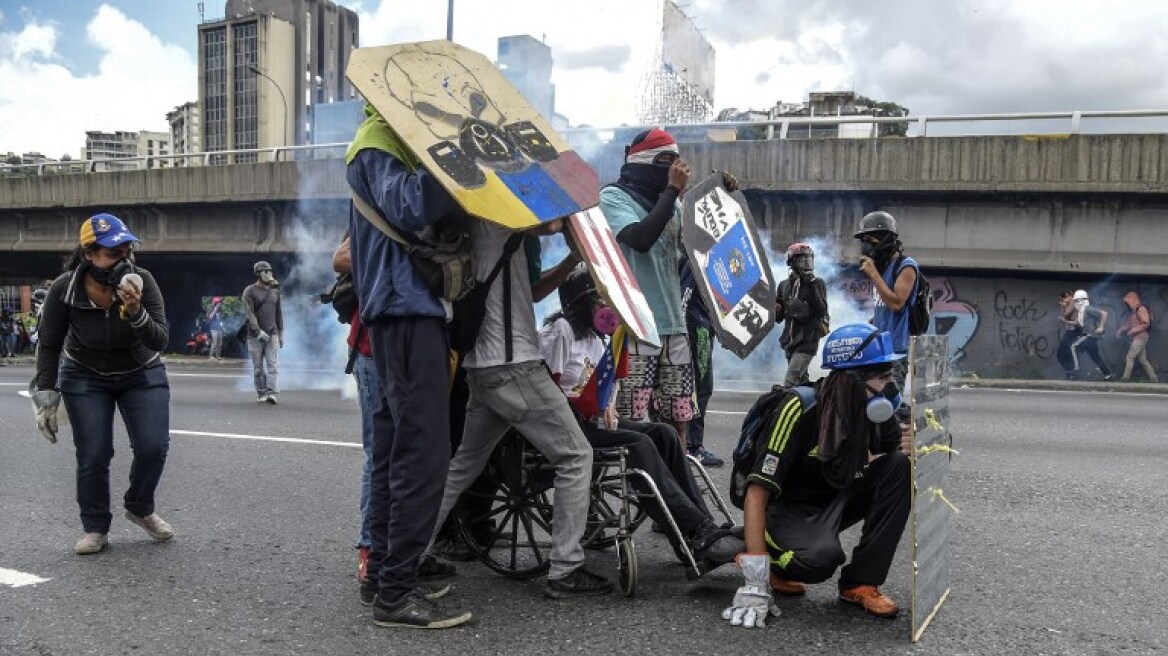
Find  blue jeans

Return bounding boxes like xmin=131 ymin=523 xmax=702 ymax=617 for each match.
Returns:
xmin=353 ymin=353 xmax=380 ymax=549
xmin=58 ymin=359 xmax=171 ymax=533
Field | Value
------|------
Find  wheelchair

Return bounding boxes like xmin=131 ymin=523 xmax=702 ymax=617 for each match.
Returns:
xmin=451 ymin=429 xmax=735 ymax=597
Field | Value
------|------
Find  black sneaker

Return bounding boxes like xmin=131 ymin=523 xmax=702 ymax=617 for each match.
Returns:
xmin=361 ymin=579 xmax=451 ymax=606
xmin=372 ymin=591 xmax=471 ymax=629
xmin=436 ymin=536 xmax=478 ymax=562
xmin=689 ymin=522 xmax=744 ymax=565
xmin=688 ymin=446 xmax=725 ymax=467
xmin=544 ymin=565 xmax=614 ymax=599
xmin=418 ymin=554 xmax=457 ymax=580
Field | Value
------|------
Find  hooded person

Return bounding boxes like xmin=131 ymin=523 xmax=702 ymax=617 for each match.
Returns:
xmin=724 ymin=323 xmax=912 ymax=628
xmin=1116 ymin=291 xmax=1158 ymax=382
xmin=1068 ymin=289 xmax=1114 ymax=380
xmin=599 ymin=128 xmax=699 ymax=450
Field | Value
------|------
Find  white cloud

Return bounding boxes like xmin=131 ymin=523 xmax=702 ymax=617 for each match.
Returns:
xmin=0 ymin=4 xmax=196 ymax=158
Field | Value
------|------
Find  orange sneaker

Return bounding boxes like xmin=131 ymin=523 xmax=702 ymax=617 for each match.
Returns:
xmin=769 ymin=573 xmax=807 ymax=597
xmin=839 ymin=585 xmax=899 ymax=618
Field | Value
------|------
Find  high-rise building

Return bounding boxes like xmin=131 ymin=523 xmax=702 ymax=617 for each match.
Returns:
xmin=497 ymin=35 xmax=555 ymax=122
xmin=81 ymin=130 xmax=171 ymax=170
xmin=198 ymin=0 xmax=359 ymax=160
xmin=167 ymin=101 xmax=202 ymax=163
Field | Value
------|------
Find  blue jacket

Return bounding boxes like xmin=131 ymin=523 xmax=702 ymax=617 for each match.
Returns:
xmin=347 ymin=149 xmax=460 ymax=321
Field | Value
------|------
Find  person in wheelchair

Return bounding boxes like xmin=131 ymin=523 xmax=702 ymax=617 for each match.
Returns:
xmin=539 ymin=267 xmax=742 ymax=568
xmin=723 ymin=323 xmax=912 ymax=629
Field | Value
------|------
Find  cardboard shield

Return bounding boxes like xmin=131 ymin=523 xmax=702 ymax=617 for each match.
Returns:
xmin=568 ymin=208 xmax=659 ymax=347
xmin=908 ymin=335 xmax=954 ymax=642
xmin=346 ymin=41 xmax=598 ymax=229
xmin=680 ymin=173 xmax=775 ymax=358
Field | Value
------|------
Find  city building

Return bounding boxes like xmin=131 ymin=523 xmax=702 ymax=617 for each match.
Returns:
xmin=198 ymin=0 xmax=359 ymax=160
xmin=497 ymin=35 xmax=555 ymax=122
xmin=81 ymin=130 xmax=171 ymax=170
xmin=312 ymin=99 xmax=364 ymax=145
xmin=167 ymin=101 xmax=202 ymax=163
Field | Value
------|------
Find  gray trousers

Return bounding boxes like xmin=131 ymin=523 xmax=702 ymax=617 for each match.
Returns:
xmin=1122 ymin=336 xmax=1159 ymax=382
xmin=783 ymin=351 xmax=815 ymax=388
xmin=432 ymin=360 xmax=592 ymax=579
xmin=246 ymin=335 xmax=278 ymax=395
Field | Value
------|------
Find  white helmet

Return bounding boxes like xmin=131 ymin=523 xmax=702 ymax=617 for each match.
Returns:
xmin=1073 ymin=289 xmax=1089 ymax=300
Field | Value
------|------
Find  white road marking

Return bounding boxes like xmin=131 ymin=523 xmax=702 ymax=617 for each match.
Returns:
xmin=170 ymin=429 xmax=360 ymax=449
xmin=0 ymin=382 xmax=28 ymax=386
xmin=706 ymin=409 xmax=746 ymax=416
xmin=0 ymin=568 xmax=50 ymax=588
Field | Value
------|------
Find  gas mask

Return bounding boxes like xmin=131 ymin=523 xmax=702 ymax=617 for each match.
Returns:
xmin=259 ymin=270 xmax=280 ymax=288
xmin=862 ymin=379 xmax=902 ymax=424
xmin=860 ymin=234 xmax=897 ymax=264
xmin=90 ymin=258 xmax=136 ymax=288
xmin=791 ymin=254 xmax=814 ymax=276
xmin=592 ymin=306 xmax=619 ymax=335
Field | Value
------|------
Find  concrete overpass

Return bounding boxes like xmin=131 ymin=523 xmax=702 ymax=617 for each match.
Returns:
xmin=3 ymin=133 xmax=1167 ymax=278
xmin=2 ymin=134 xmax=1166 ymax=378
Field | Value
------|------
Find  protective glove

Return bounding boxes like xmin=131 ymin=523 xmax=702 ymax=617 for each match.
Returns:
xmin=257 ymin=330 xmax=270 ymax=343
xmin=29 ymin=381 xmax=61 ymax=444
xmin=721 ymin=553 xmax=780 ymax=628
xmin=722 ymin=171 xmax=741 ymax=192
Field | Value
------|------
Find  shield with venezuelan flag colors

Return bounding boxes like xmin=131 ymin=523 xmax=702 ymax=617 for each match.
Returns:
xmin=568 ymin=208 xmax=659 ymax=347
xmin=346 ymin=41 xmax=598 ymax=230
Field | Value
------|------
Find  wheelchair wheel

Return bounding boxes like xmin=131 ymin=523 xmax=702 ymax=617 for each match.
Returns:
xmin=583 ymin=477 xmax=648 ymax=550
xmin=454 ymin=433 xmax=554 ymax=580
xmin=616 ymin=537 xmax=637 ymax=597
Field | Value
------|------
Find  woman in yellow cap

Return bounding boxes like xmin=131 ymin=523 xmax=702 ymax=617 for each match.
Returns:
xmin=31 ymin=213 xmax=174 ymax=555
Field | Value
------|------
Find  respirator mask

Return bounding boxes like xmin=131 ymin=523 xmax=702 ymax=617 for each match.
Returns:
xmin=592 ymin=306 xmax=619 ymax=335
xmin=861 ymin=378 xmax=902 ymax=424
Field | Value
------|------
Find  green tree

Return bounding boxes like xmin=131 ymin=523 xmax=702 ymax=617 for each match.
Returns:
xmin=855 ymin=95 xmax=910 ymax=137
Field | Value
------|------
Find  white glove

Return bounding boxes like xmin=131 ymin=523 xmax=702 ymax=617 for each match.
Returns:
xmin=257 ymin=330 xmax=270 ymax=343
xmin=29 ymin=382 xmax=60 ymax=444
xmin=721 ymin=554 xmax=780 ymax=628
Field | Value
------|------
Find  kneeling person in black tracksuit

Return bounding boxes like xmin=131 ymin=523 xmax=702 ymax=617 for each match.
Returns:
xmin=724 ymin=323 xmax=911 ymax=628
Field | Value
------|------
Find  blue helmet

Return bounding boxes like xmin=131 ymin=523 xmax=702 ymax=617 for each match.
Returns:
xmin=821 ymin=323 xmax=905 ymax=370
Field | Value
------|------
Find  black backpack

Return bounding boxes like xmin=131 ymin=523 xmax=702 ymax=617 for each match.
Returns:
xmin=320 ymin=273 xmax=359 ymax=324
xmin=729 ymin=384 xmax=817 ymax=509
xmin=897 ymin=256 xmax=932 ymax=336
xmin=449 ymin=233 xmax=525 ymax=356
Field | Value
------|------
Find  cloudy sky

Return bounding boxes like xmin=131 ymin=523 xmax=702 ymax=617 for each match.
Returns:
xmin=2 ymin=0 xmax=1168 ymax=157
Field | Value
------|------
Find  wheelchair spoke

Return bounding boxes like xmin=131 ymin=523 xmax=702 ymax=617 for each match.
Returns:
xmin=517 ymin=508 xmax=546 ymax=565
xmin=464 ymin=502 xmax=514 ymax=528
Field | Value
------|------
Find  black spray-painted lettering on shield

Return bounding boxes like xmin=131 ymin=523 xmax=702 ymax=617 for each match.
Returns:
xmin=681 ymin=172 xmax=776 ymax=359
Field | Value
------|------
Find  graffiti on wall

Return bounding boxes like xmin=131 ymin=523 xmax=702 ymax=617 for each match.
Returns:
xmin=990 ymin=288 xmax=1053 ymax=360
xmin=929 ymin=278 xmax=979 ymax=363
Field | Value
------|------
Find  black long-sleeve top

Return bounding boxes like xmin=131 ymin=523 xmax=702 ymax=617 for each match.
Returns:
xmin=35 ymin=266 xmax=169 ymax=389
xmin=775 ymin=274 xmax=829 ymax=356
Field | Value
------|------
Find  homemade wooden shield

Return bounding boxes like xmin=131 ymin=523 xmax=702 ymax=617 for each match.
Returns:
xmin=346 ymin=41 xmax=598 ymax=229
xmin=680 ymin=173 xmax=775 ymax=358
xmin=568 ymin=208 xmax=659 ymax=347
xmin=908 ymin=335 xmax=954 ymax=643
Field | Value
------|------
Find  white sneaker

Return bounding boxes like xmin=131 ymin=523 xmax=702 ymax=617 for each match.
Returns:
xmin=257 ymin=393 xmax=268 ymax=403
xmin=125 ymin=511 xmax=175 ymax=541
xmin=74 ymin=532 xmax=108 ymax=555
xmin=265 ymin=395 xmax=278 ymax=405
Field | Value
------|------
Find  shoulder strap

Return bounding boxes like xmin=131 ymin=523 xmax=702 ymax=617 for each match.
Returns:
xmin=496 ymin=233 xmax=525 ymax=364
xmin=791 ymin=384 xmax=818 ymax=411
xmin=350 ymin=188 xmax=417 ymax=248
